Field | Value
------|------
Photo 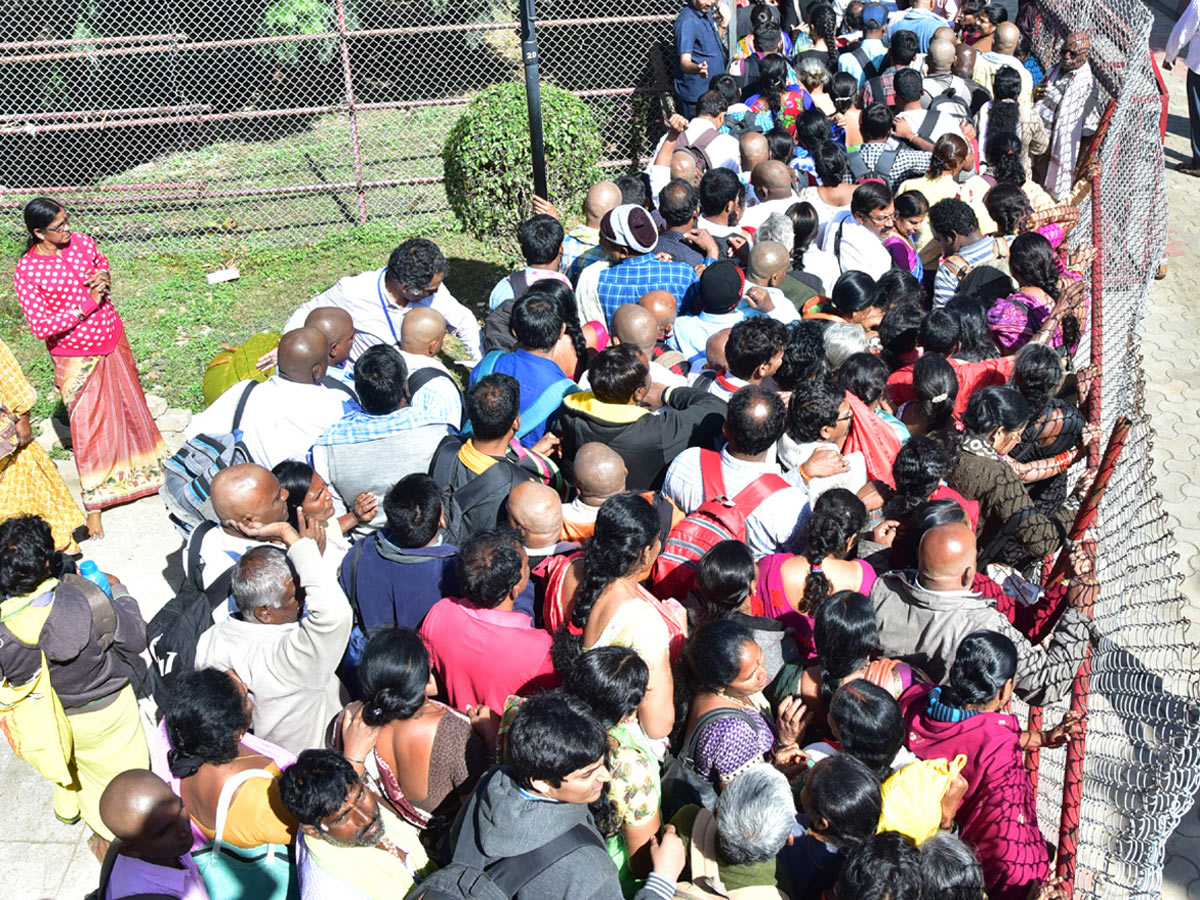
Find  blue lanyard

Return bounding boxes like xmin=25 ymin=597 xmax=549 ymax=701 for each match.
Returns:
xmin=377 ymin=270 xmax=400 ymax=344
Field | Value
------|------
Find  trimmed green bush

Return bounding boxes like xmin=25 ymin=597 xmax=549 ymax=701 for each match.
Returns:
xmin=442 ymin=81 xmax=603 ymax=241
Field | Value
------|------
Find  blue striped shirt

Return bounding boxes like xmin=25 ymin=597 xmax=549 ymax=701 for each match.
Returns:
xmin=932 ymin=235 xmax=1014 ymax=308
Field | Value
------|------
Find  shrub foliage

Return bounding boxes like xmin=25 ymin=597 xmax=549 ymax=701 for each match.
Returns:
xmin=442 ymin=81 xmax=603 ymax=240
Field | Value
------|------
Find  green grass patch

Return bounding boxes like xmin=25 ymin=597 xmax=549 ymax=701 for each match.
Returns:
xmin=0 ymin=223 xmax=516 ymax=420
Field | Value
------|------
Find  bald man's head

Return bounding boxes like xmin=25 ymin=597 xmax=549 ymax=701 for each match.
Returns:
xmin=100 ymin=769 xmax=193 ymax=862
xmin=747 ymin=240 xmax=790 ymax=285
xmin=750 ymin=160 xmax=793 ymax=202
xmin=583 ymin=180 xmax=622 ymax=226
xmin=932 ymin=26 xmax=956 ymax=45
xmin=740 ymin=132 xmax=770 ymax=173
xmin=611 ymin=304 xmax=659 ymax=354
xmin=992 ymin=22 xmax=1020 ymax=54
xmin=671 ymin=151 xmax=700 ymax=187
xmin=400 ymin=306 xmax=447 ymax=357
xmin=705 ymin=328 xmax=731 ymax=370
xmin=574 ymin=443 xmax=628 ymax=505
xmin=927 ymin=38 xmax=956 ymax=73
xmin=953 ymin=44 xmax=977 ymax=77
xmin=639 ymin=291 xmax=677 ymax=338
xmin=918 ymin=522 xmax=977 ymax=591
xmin=211 ymin=464 xmax=288 ymax=533
xmin=304 ymin=307 xmax=354 ymax=368
xmin=507 ymin=481 xmax=563 ymax=551
xmin=276 ymin=327 xmax=329 ymax=385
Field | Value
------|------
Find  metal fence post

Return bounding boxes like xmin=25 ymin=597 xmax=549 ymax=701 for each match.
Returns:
xmin=335 ymin=0 xmax=368 ymax=225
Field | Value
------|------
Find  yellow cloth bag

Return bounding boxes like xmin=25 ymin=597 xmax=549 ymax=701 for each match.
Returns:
xmin=877 ymin=754 xmax=968 ymax=845
xmin=0 ymin=581 xmax=74 ymax=786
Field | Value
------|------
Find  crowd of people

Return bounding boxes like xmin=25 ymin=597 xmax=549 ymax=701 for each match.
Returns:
xmin=0 ymin=0 xmax=1112 ymax=898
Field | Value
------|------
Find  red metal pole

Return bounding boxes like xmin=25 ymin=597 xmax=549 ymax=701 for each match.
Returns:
xmin=334 ymin=0 xmax=368 ymax=225
xmin=1055 ymin=165 xmax=1105 ymax=899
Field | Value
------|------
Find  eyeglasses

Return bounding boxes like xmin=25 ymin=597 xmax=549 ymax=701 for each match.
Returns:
xmin=43 ymin=219 xmax=70 ymax=233
xmin=867 ymin=212 xmax=895 ymax=226
xmin=837 ymin=412 xmax=853 ymax=422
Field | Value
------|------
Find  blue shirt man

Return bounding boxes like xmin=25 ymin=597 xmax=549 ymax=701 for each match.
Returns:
xmin=674 ymin=0 xmax=726 ymax=117
xmin=469 ymin=348 xmax=575 ymax=447
xmin=887 ymin=3 xmax=950 ymax=53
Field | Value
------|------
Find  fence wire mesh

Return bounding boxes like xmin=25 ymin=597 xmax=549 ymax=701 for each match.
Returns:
xmin=1 ymin=0 xmax=1197 ymax=895
xmin=1018 ymin=1 xmax=1200 ymax=898
xmin=0 ymin=0 xmax=678 ymax=248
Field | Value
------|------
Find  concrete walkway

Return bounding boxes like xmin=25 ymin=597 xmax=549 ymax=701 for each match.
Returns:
xmin=4 ymin=15 xmax=1200 ymax=899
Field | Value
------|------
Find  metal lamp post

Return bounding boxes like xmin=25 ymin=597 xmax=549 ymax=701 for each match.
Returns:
xmin=519 ymin=0 xmax=549 ymax=199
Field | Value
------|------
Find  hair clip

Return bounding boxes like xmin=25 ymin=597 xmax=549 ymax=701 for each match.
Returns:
xmin=931 ymin=392 xmax=949 ymax=403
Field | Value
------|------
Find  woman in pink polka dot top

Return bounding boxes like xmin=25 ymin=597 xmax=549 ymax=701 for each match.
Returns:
xmin=13 ymin=198 xmax=168 ymax=537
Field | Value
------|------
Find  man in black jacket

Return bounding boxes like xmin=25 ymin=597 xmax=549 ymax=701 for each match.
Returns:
xmin=554 ymin=344 xmax=726 ymax=491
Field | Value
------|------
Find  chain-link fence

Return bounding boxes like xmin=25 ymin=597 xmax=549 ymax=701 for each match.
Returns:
xmin=1017 ymin=1 xmax=1200 ymax=898
xmin=0 ymin=0 xmax=679 ymax=249
xmin=1 ymin=0 xmax=1197 ymax=895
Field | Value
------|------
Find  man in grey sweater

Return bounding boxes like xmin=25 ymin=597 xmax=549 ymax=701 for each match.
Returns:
xmin=437 ymin=693 xmax=684 ymax=900
xmin=195 ymin=510 xmax=352 ymax=753
xmin=871 ymin=521 xmax=1093 ymax=707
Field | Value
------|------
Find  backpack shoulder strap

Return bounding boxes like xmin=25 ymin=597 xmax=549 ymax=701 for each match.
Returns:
xmin=876 ymin=142 xmax=900 ymax=178
xmin=681 ymin=707 xmax=760 ymax=763
xmin=487 ymin=823 xmax=606 ymax=895
xmin=917 ymin=110 xmax=940 ymax=142
xmin=699 ymin=448 xmax=726 ymax=501
xmin=728 ymin=472 xmax=790 ymax=515
xmin=231 ymin=380 xmax=259 ymax=432
xmin=474 ymin=349 xmax=505 ymax=379
xmin=866 ymin=74 xmax=885 ymax=104
xmin=848 ymin=150 xmax=869 ymax=180
xmin=515 ymin=378 xmax=578 ymax=440
xmin=346 ymin=538 xmax=369 ymax=633
xmin=407 ymin=366 xmax=459 ymax=401
xmin=508 ymin=269 xmax=530 ymax=298
xmin=852 ymin=47 xmax=873 ymax=76
xmin=428 ymin=434 xmax=465 ymax=486
xmin=186 ymin=521 xmax=218 ymax=590
xmin=943 ymin=252 xmax=971 ymax=281
xmin=321 ymin=377 xmax=358 ymax=403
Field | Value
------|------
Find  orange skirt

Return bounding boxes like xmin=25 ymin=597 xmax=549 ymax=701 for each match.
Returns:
xmin=54 ymin=336 xmax=167 ymax=510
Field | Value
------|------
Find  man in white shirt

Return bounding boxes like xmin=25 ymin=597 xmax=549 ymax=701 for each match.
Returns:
xmin=196 ymin=516 xmax=352 ymax=755
xmin=284 ymin=237 xmax=482 ymax=364
xmin=663 ymin=384 xmax=810 ymax=558
xmin=186 ymin=327 xmax=354 ymax=471
xmin=819 ymin=181 xmax=896 ymax=280
xmin=922 ymin=38 xmax=973 ymax=113
xmin=1168 ymin=2 xmax=1200 ymax=176
xmin=183 ymin=463 xmax=287 ymax=603
xmin=738 ymin=160 xmax=800 ymax=231
xmin=697 ymin=167 xmax=748 ymax=239
xmin=648 ymin=92 xmax=741 ymax=200
xmin=743 ymin=240 xmax=801 ymax=324
xmin=700 ymin=315 xmax=788 ymax=402
xmin=895 ymin=68 xmax=964 ymax=143
xmin=972 ymin=22 xmax=1033 ymax=108
xmin=398 ymin=307 xmax=465 ymax=425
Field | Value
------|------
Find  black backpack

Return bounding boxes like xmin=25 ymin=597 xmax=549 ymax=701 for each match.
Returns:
xmin=849 ymin=142 xmax=901 ymax=183
xmin=406 ymin=770 xmax=605 ymax=900
xmin=144 ymin=522 xmax=235 ymax=714
xmin=675 ymin=127 xmax=723 ymax=175
xmin=428 ymin=436 xmax=536 ymax=544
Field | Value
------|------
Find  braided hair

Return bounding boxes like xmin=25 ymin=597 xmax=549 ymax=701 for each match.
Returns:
xmin=985 ymin=130 xmax=1026 ymax=187
xmin=759 ymin=53 xmax=790 ymax=118
xmin=810 ymin=3 xmax=839 ymax=76
xmin=801 ymin=489 xmax=867 ymax=615
xmin=786 ymin=201 xmax=820 ymax=271
xmin=552 ymin=493 xmax=662 ymax=673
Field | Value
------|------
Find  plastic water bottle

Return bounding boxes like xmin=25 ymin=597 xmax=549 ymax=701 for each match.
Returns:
xmin=78 ymin=560 xmax=112 ymax=597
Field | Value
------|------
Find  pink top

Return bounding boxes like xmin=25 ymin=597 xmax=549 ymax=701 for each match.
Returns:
xmin=14 ymin=232 xmax=122 ymax=356
xmin=899 ymin=684 xmax=1048 ymax=897
xmin=754 ymin=554 xmax=877 ymax=661
xmin=419 ymin=596 xmax=558 ymax=713
xmin=106 ymin=854 xmax=210 ymax=900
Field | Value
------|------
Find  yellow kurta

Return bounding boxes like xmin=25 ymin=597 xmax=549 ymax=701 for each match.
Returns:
xmin=0 ymin=339 xmax=85 ymax=551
